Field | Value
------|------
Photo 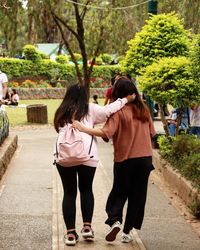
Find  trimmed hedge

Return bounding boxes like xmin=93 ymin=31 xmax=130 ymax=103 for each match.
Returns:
xmin=0 ymin=58 xmax=121 ymax=83
xmin=158 ymin=134 xmax=200 ymax=192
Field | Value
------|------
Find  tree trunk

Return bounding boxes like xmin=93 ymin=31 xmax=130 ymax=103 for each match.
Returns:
xmin=158 ymin=104 xmax=170 ymax=137
xmin=175 ymin=109 xmax=183 ymax=136
xmin=27 ymin=104 xmax=48 ymax=124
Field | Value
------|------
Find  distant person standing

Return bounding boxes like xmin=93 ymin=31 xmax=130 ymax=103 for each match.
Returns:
xmin=189 ymin=104 xmax=200 ymax=138
xmin=0 ymin=70 xmax=8 ymax=109
xmin=92 ymin=94 xmax=99 ymax=104
xmin=104 ymin=76 xmax=115 ymax=105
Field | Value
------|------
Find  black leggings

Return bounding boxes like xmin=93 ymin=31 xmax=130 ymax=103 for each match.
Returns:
xmin=105 ymin=157 xmax=154 ymax=233
xmin=56 ymin=164 xmax=96 ymax=230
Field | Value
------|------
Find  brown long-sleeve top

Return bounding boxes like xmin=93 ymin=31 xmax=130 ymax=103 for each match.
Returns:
xmin=102 ymin=104 xmax=156 ymax=163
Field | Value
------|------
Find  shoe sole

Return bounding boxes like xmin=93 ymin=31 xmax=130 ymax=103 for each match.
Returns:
xmin=64 ymin=237 xmax=79 ymax=246
xmin=105 ymin=226 xmax=121 ymax=242
xmin=82 ymin=234 xmax=94 ymax=241
xmin=65 ymin=240 xmax=76 ymax=246
xmin=121 ymin=239 xmax=133 ymax=243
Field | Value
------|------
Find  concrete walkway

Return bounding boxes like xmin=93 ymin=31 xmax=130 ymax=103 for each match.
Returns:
xmin=0 ymin=126 xmax=200 ymax=250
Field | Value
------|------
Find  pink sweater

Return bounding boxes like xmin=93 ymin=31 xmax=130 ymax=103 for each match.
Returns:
xmin=80 ymin=98 xmax=127 ymax=167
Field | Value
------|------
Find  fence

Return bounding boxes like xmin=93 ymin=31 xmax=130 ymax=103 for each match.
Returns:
xmin=0 ymin=109 xmax=9 ymax=146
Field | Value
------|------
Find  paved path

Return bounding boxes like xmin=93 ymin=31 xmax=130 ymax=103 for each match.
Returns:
xmin=0 ymin=126 xmax=200 ymax=250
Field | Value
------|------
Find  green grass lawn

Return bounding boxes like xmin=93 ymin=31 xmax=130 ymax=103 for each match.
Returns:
xmin=6 ymin=98 xmax=105 ymax=127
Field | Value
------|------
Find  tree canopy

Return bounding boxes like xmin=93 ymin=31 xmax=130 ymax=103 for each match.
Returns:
xmin=122 ymin=13 xmax=190 ymax=75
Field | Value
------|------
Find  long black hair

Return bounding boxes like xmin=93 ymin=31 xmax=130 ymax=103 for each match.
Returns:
xmin=54 ymin=84 xmax=88 ymax=132
xmin=112 ymin=77 xmax=151 ymax=122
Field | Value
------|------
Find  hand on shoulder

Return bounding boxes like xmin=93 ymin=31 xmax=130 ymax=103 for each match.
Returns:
xmin=126 ymin=93 xmax=136 ymax=103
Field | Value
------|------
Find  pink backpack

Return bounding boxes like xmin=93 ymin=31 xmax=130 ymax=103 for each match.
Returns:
xmin=54 ymin=124 xmax=93 ymax=167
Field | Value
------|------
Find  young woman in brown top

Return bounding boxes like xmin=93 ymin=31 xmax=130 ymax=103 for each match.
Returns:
xmin=73 ymin=77 xmax=156 ymax=243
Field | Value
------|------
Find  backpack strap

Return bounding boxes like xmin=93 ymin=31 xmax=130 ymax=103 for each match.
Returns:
xmin=88 ymin=136 xmax=94 ymax=158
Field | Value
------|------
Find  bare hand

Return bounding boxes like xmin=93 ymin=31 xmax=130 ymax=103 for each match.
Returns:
xmin=72 ymin=121 xmax=85 ymax=132
xmin=126 ymin=93 xmax=136 ymax=103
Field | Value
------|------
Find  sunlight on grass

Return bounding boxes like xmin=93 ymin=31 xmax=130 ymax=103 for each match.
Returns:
xmin=5 ymin=98 xmax=105 ymax=127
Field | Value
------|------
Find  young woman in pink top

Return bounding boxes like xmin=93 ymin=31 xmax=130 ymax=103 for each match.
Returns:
xmin=54 ymin=83 xmax=134 ymax=246
xmin=73 ymin=77 xmax=156 ymax=243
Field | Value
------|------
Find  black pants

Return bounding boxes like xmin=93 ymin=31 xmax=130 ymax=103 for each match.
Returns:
xmin=105 ymin=157 xmax=154 ymax=233
xmin=56 ymin=164 xmax=96 ymax=230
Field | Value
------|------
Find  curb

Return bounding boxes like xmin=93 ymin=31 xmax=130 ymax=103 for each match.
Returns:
xmin=153 ymin=149 xmax=200 ymax=208
xmin=0 ymin=135 xmax=18 ymax=181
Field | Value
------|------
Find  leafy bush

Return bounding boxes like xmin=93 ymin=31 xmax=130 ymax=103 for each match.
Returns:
xmin=38 ymin=51 xmax=49 ymax=59
xmin=68 ymin=53 xmax=82 ymax=62
xmin=139 ymin=56 xmax=199 ymax=108
xmin=56 ymin=55 xmax=69 ymax=64
xmin=190 ymin=34 xmax=200 ymax=86
xmin=23 ymin=45 xmax=41 ymax=62
xmin=91 ymin=65 xmax=120 ymax=81
xmin=100 ymin=53 xmax=113 ymax=64
xmin=0 ymin=58 xmax=121 ymax=84
xmin=158 ymin=134 xmax=200 ymax=191
xmin=0 ymin=58 xmax=32 ymax=77
xmin=20 ymin=79 xmax=37 ymax=88
xmin=37 ymin=81 xmax=52 ymax=88
xmin=95 ymin=57 xmax=103 ymax=65
xmin=8 ymin=81 xmax=19 ymax=88
xmin=122 ymin=13 xmax=190 ymax=75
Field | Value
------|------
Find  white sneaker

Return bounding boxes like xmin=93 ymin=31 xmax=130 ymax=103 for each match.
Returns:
xmin=81 ymin=226 xmax=94 ymax=240
xmin=105 ymin=221 xmax=121 ymax=242
xmin=64 ymin=232 xmax=79 ymax=246
xmin=121 ymin=233 xmax=133 ymax=243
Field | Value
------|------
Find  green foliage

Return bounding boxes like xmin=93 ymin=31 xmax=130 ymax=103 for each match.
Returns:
xmin=189 ymin=200 xmax=200 ymax=219
xmin=91 ymin=65 xmax=120 ymax=81
xmin=56 ymin=55 xmax=69 ymax=64
xmin=0 ymin=58 xmax=120 ymax=84
xmin=99 ymin=53 xmax=113 ymax=64
xmin=190 ymin=34 xmax=200 ymax=85
xmin=139 ymin=57 xmax=200 ymax=107
xmin=68 ymin=53 xmax=82 ymax=62
xmin=23 ymin=45 xmax=41 ymax=62
xmin=123 ymin=13 xmax=190 ymax=75
xmin=95 ymin=57 xmax=103 ymax=65
xmin=0 ymin=58 xmax=32 ymax=78
xmin=38 ymin=51 xmax=49 ymax=59
xmin=20 ymin=80 xmax=37 ymax=88
xmin=157 ymin=135 xmax=174 ymax=158
xmin=158 ymin=134 xmax=200 ymax=191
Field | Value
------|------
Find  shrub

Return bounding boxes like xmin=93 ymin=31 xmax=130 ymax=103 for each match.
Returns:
xmin=0 ymin=58 xmax=32 ymax=77
xmin=0 ymin=57 xmax=121 ymax=84
xmin=95 ymin=57 xmax=103 ymax=65
xmin=139 ymin=56 xmax=200 ymax=136
xmin=8 ymin=81 xmax=19 ymax=88
xmin=23 ymin=45 xmax=41 ymax=62
xmin=91 ymin=65 xmax=120 ymax=81
xmin=123 ymin=13 xmax=190 ymax=75
xmin=100 ymin=53 xmax=113 ymax=64
xmin=56 ymin=55 xmax=69 ymax=64
xmin=68 ymin=53 xmax=82 ymax=62
xmin=139 ymin=57 xmax=199 ymax=108
xmin=190 ymin=34 xmax=200 ymax=86
xmin=38 ymin=51 xmax=49 ymax=59
xmin=20 ymin=79 xmax=37 ymax=88
xmin=158 ymin=134 xmax=200 ymax=191
xmin=37 ymin=80 xmax=52 ymax=88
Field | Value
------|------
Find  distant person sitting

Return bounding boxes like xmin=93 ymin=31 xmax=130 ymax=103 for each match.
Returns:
xmin=9 ymin=89 xmax=19 ymax=106
xmin=3 ymin=88 xmax=11 ymax=105
xmin=92 ymin=94 xmax=99 ymax=104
